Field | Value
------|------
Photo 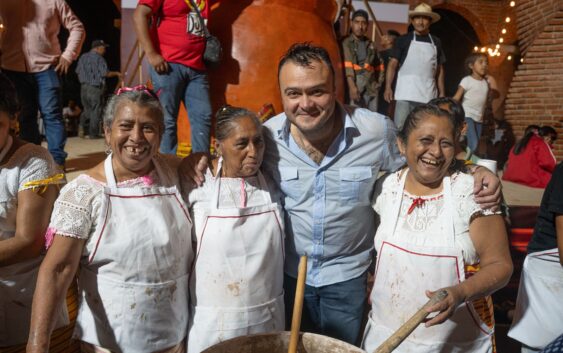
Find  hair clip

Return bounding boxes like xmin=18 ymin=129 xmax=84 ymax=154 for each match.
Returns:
xmin=116 ymin=85 xmax=159 ymax=99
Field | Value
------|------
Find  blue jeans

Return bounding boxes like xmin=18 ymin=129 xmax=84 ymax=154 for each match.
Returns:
xmin=5 ymin=68 xmax=67 ymax=165
xmin=465 ymin=118 xmax=482 ymax=153
xmin=150 ymin=63 xmax=212 ymax=154
xmin=284 ymin=272 xmax=368 ymax=346
xmin=393 ymin=100 xmax=424 ymax=130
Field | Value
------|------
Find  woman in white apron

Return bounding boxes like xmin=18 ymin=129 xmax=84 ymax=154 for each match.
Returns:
xmin=27 ymin=88 xmax=193 ymax=353
xmin=185 ymin=106 xmax=285 ymax=353
xmin=508 ymin=162 xmax=563 ymax=352
xmin=0 ymin=74 xmax=70 ymax=352
xmin=362 ymin=104 xmax=512 ymax=353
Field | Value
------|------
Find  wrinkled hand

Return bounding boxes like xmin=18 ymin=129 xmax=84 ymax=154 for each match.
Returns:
xmin=179 ymin=152 xmax=209 ymax=187
xmin=384 ymin=86 xmax=394 ymax=103
xmin=55 ymin=57 xmax=71 ymax=75
xmin=424 ymin=287 xmax=464 ymax=327
xmin=147 ymin=52 xmax=169 ymax=74
xmin=473 ymin=166 xmax=502 ymax=211
xmin=349 ymin=84 xmax=360 ymax=102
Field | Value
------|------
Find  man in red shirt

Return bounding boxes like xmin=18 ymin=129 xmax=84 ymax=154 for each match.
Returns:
xmin=134 ymin=0 xmax=212 ymax=154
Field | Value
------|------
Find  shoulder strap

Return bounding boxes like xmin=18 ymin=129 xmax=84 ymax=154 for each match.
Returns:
xmin=186 ymin=0 xmax=210 ymax=37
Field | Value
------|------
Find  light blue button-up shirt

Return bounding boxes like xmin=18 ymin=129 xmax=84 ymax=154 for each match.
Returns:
xmin=262 ymin=104 xmax=405 ymax=287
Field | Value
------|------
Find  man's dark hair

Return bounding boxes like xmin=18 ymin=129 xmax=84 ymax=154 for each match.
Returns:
xmin=277 ymin=42 xmax=335 ymax=79
xmin=387 ymin=29 xmax=401 ymax=38
xmin=352 ymin=9 xmax=369 ymax=21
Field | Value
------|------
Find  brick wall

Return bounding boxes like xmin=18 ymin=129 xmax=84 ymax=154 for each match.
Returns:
xmin=516 ymin=0 xmax=562 ymax=54
xmin=504 ymin=2 xmax=563 ymax=160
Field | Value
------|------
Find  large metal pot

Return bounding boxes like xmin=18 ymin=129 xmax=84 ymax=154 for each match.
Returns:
xmin=202 ymin=332 xmax=367 ymax=353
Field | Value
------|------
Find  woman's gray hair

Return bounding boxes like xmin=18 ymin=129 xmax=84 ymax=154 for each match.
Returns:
xmin=103 ymin=89 xmax=164 ymax=135
xmin=215 ymin=105 xmax=261 ymax=141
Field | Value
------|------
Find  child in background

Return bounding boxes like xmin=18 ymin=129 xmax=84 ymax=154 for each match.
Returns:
xmin=453 ymin=53 xmax=490 ymax=154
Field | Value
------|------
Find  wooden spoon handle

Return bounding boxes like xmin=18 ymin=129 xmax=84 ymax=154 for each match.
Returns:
xmin=288 ymin=255 xmax=308 ymax=353
xmin=374 ymin=290 xmax=448 ymax=353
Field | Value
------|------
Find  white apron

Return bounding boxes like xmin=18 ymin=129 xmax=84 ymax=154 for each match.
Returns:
xmin=508 ymin=249 xmax=563 ymax=349
xmin=362 ymin=172 xmax=493 ymax=353
xmin=187 ymin=160 xmax=285 ymax=353
xmin=0 ymin=136 xmax=69 ymax=346
xmin=395 ymin=32 xmax=438 ymax=103
xmin=73 ymin=155 xmax=193 ymax=352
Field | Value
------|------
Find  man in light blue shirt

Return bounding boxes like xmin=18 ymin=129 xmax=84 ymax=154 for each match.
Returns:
xmin=260 ymin=43 xmax=404 ymax=344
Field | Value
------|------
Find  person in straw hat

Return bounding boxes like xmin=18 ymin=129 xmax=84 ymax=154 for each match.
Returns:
xmin=383 ymin=2 xmax=446 ymax=130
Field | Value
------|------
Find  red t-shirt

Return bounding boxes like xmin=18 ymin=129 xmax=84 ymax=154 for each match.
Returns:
xmin=139 ymin=0 xmax=209 ymax=70
xmin=502 ymin=135 xmax=557 ymax=188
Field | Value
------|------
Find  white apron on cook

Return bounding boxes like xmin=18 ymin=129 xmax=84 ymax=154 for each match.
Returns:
xmin=74 ymin=154 xmax=193 ymax=352
xmin=362 ymin=171 xmax=493 ymax=353
xmin=394 ymin=33 xmax=438 ymax=103
xmin=0 ymin=136 xmax=68 ymax=346
xmin=187 ymin=160 xmax=285 ymax=353
xmin=508 ymin=249 xmax=563 ymax=349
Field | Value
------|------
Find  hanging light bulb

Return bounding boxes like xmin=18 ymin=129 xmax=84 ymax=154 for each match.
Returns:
xmin=505 ymin=17 xmax=511 ymax=23
xmin=502 ymin=28 xmax=507 ymax=34
xmin=474 ymin=46 xmax=479 ymax=51
xmin=499 ymin=38 xmax=504 ymax=43
xmin=480 ymin=47 xmax=486 ymax=53
xmin=508 ymin=55 xmax=512 ymax=60
xmin=496 ymin=44 xmax=500 ymax=49
xmin=510 ymin=1 xmax=516 ymax=6
xmin=520 ymin=58 xmax=524 ymax=63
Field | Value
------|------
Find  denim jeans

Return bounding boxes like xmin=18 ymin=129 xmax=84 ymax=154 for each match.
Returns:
xmin=150 ymin=63 xmax=212 ymax=154
xmin=284 ymin=272 xmax=368 ymax=346
xmin=465 ymin=117 xmax=483 ymax=153
xmin=80 ymin=84 xmax=104 ymax=137
xmin=393 ymin=100 xmax=423 ymax=130
xmin=4 ymin=68 xmax=67 ymax=165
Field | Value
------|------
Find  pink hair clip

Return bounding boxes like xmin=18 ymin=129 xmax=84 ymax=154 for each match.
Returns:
xmin=116 ymin=85 xmax=160 ymax=99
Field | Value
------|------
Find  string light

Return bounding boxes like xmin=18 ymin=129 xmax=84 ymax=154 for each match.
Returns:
xmin=474 ymin=46 xmax=479 ymax=51
xmin=496 ymin=44 xmax=500 ymax=49
xmin=480 ymin=47 xmax=486 ymax=53
xmin=502 ymin=28 xmax=507 ymax=34
xmin=508 ymin=55 xmax=512 ymax=60
xmin=510 ymin=1 xmax=515 ymax=6
xmin=505 ymin=17 xmax=511 ymax=23
xmin=520 ymin=58 xmax=524 ymax=63
xmin=499 ymin=37 xmax=504 ymax=43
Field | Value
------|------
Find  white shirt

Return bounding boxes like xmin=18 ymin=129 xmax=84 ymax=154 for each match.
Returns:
xmin=459 ymin=75 xmax=489 ymax=122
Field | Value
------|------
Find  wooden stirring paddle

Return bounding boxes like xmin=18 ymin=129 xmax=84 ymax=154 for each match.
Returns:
xmin=374 ymin=289 xmax=448 ymax=353
xmin=288 ymin=255 xmax=308 ymax=353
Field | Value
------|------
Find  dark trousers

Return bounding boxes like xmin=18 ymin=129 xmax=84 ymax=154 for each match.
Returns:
xmin=80 ymin=83 xmax=104 ymax=137
xmin=284 ymin=272 xmax=368 ymax=346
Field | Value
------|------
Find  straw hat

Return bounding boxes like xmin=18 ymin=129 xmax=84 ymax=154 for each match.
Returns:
xmin=408 ymin=3 xmax=440 ymax=23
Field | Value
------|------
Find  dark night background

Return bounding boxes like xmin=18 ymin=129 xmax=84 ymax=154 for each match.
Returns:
xmin=59 ymin=0 xmax=121 ymax=104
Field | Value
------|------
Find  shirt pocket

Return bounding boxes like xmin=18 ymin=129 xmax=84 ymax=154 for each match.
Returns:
xmin=279 ymin=167 xmax=301 ymax=200
xmin=339 ymin=167 xmax=373 ymax=203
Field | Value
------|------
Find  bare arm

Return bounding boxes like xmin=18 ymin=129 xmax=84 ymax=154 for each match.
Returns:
xmin=0 ymin=186 xmax=57 ymax=266
xmin=556 ymin=215 xmax=563 ymax=266
xmin=133 ymin=4 xmax=169 ymax=74
xmin=452 ymin=86 xmax=464 ymax=102
xmin=384 ymin=58 xmax=398 ymax=103
xmin=27 ymin=236 xmax=84 ymax=353
xmin=425 ymin=214 xmax=513 ymax=326
xmin=437 ymin=64 xmax=446 ymax=98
